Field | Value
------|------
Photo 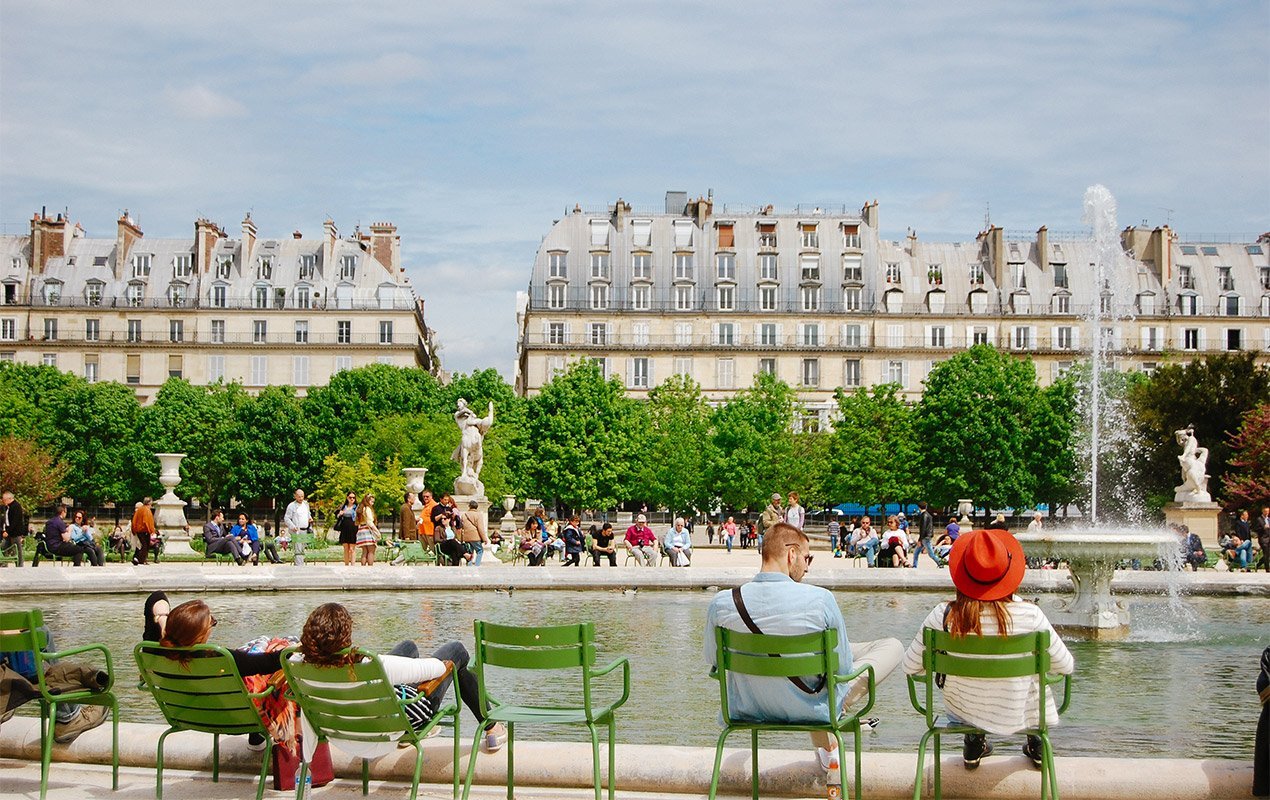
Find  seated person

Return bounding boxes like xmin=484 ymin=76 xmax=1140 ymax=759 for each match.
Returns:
xmin=69 ymin=509 xmax=105 ymax=567
xmin=933 ymin=516 xmax=961 ymax=562
xmin=664 ymin=517 xmax=693 ymax=567
xmin=846 ymin=518 xmax=880 ymax=566
xmin=293 ymin=602 xmax=506 ymax=758
xmin=902 ymin=529 xmax=1075 ymax=770
xmin=519 ymin=519 xmax=546 ymax=566
xmin=879 ymin=516 xmax=910 ymax=568
xmin=624 ymin=515 xmax=660 ymax=566
xmin=433 ymin=502 xmax=468 ymax=566
xmin=259 ymin=522 xmax=282 ymax=565
xmin=590 ymin=523 xmax=616 ymax=567
xmin=1221 ymin=533 xmax=1254 ymax=570
xmin=561 ymin=516 xmax=585 ymax=567
xmin=1 ymin=618 xmax=109 ymax=743
xmin=487 ymin=529 xmax=503 ymax=553
xmin=231 ymin=513 xmax=262 ymax=565
xmin=203 ymin=509 xmax=245 ymax=565
xmin=705 ymin=523 xmax=898 ymax=784
xmin=35 ymin=505 xmax=89 ymax=566
xmin=1177 ymin=524 xmax=1206 ymax=571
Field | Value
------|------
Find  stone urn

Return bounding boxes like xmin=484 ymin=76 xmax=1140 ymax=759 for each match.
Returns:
xmin=403 ymin=467 xmax=428 ymax=512
xmin=153 ymin=453 xmax=196 ymax=556
xmin=501 ymin=494 xmax=518 ymax=534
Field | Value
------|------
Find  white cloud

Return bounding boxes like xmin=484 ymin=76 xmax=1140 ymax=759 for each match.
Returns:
xmin=162 ymin=85 xmax=247 ymax=119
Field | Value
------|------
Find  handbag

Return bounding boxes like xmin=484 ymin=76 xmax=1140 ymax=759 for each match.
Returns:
xmin=272 ymin=734 xmax=334 ymax=791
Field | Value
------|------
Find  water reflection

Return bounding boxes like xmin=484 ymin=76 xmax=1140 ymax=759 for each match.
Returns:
xmin=11 ymin=589 xmax=1263 ymax=760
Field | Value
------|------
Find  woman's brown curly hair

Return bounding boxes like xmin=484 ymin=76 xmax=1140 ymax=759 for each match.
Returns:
xmin=159 ymin=599 xmax=213 ymax=666
xmin=300 ymin=602 xmax=355 ymax=666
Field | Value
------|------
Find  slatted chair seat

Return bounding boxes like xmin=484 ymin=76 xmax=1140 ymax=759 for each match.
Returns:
xmin=708 ymin=627 xmax=876 ymax=800
xmin=906 ymin=629 xmax=1071 ymax=800
xmin=0 ymin=610 xmax=118 ymax=800
xmin=461 ymin=621 xmax=630 ymax=800
xmin=134 ymin=642 xmax=275 ymax=800
xmin=281 ymin=646 xmax=460 ymax=800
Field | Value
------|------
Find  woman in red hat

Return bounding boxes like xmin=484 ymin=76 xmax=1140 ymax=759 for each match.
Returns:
xmin=901 ymin=528 xmax=1074 ymax=771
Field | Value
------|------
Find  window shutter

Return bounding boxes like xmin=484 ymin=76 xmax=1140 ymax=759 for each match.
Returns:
xmin=1197 ymin=330 xmax=1207 ymax=351
xmin=775 ymin=323 xmax=784 ymax=342
xmin=647 ymin=359 xmax=655 ymax=388
xmin=987 ymin=327 xmax=996 ymax=346
xmin=1070 ymin=328 xmax=1080 ymax=349
xmin=541 ymin=320 xmax=549 ymax=338
xmin=1113 ymin=326 xmax=1123 ymax=349
xmin=1030 ymin=326 xmax=1038 ymax=348
xmin=606 ymin=322 xmax=614 ymax=341
xmin=924 ymin=324 xmax=933 ymax=346
xmin=754 ymin=322 xmax=763 ymax=340
xmin=1050 ymin=327 xmax=1060 ymax=348
xmin=711 ymin=322 xmax=720 ymax=344
xmin=817 ymin=323 xmax=825 ymax=344
xmin=965 ymin=325 xmax=976 ymax=345
xmin=901 ymin=361 xmax=910 ymax=389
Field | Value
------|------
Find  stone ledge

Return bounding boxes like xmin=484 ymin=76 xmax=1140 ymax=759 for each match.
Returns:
xmin=0 ymin=717 xmax=1252 ymax=799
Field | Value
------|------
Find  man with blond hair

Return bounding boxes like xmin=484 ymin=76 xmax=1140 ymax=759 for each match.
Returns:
xmin=704 ymin=522 xmax=902 ymax=787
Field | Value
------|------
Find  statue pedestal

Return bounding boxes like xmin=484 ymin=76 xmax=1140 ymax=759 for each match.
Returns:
xmin=452 ymin=494 xmax=491 ymax=527
xmin=154 ymin=493 xmax=197 ymax=556
xmin=1164 ymin=501 xmax=1221 ymax=549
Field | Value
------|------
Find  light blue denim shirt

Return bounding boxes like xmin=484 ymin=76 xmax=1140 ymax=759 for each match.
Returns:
xmin=704 ymin=572 xmax=853 ymax=724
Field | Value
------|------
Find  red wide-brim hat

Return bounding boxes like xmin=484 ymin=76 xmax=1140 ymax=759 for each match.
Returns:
xmin=948 ymin=529 xmax=1027 ymax=602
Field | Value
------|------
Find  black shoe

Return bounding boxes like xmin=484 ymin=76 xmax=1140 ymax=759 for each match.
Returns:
xmin=1022 ymin=736 xmax=1045 ymax=769
xmin=963 ymin=735 xmax=992 ymax=770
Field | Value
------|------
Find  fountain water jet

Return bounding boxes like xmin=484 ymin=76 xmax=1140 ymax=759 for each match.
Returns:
xmin=1015 ymin=185 xmax=1177 ymax=640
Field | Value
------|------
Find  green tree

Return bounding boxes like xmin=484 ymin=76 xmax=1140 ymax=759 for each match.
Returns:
xmin=302 ymin=364 xmax=444 ymax=443
xmin=708 ymin=372 xmax=799 ymax=510
xmin=226 ymin=386 xmax=324 ymax=510
xmin=524 ymin=360 xmax=645 ymax=512
xmin=822 ymin=384 xmax=919 ymax=512
xmin=137 ymin=379 xmax=249 ymax=511
xmin=1029 ymin=376 xmax=1081 ymax=516
xmin=311 ymin=453 xmax=405 ymax=532
xmin=1128 ymin=353 xmax=1270 ymax=511
xmin=43 ymin=380 xmax=148 ymax=504
xmin=1221 ymin=403 xmax=1270 ymax=511
xmin=0 ymin=435 xmax=68 ymax=508
xmin=914 ymin=345 xmax=1042 ymax=511
xmin=0 ymin=363 xmax=76 ymax=440
xmin=642 ymin=374 xmax=717 ymax=515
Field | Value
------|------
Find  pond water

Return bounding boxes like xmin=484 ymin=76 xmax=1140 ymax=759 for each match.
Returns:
xmin=7 ymin=589 xmax=1264 ymax=761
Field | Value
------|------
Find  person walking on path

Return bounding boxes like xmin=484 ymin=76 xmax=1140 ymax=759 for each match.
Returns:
xmin=1254 ymin=506 xmax=1270 ymax=573
xmin=784 ymin=492 xmax=806 ymax=530
xmin=1255 ymin=645 xmax=1269 ymax=797
xmin=398 ymin=492 xmax=418 ymax=543
xmin=722 ymin=516 xmax=738 ymax=553
xmin=283 ymin=489 xmax=313 ymax=550
xmin=758 ymin=494 xmax=784 ymax=552
xmin=912 ymin=501 xmax=939 ymax=568
xmin=460 ymin=500 xmax=489 ymax=566
xmin=1 ymin=491 xmax=27 ymax=566
xmin=130 ymin=497 xmax=157 ymax=565
xmin=335 ymin=492 xmax=359 ymax=566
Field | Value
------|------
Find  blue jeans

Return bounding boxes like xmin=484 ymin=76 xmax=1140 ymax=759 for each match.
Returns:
xmin=470 ymin=542 xmax=484 ymax=566
xmin=912 ymin=539 xmax=939 ymax=567
xmin=850 ymin=539 xmax=879 ymax=567
xmin=1232 ymin=539 xmax=1253 ymax=567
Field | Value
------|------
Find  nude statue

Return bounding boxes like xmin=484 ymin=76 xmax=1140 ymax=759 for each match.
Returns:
xmin=1174 ymin=425 xmax=1211 ymax=502
xmin=452 ymin=399 xmax=494 ymax=495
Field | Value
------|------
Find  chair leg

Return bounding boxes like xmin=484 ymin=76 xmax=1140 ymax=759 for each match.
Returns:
xmin=708 ymin=728 xmax=731 ymax=800
xmin=1041 ymin=734 xmax=1058 ymax=800
xmin=295 ymin=758 xmax=309 ymax=800
xmin=410 ymin=741 xmax=426 ymax=800
xmin=588 ymin=723 xmax=602 ymax=800
xmin=852 ymin=726 xmax=863 ymax=800
xmin=110 ymin=698 xmax=119 ymax=790
xmin=40 ymin=701 xmax=54 ymax=800
xmin=607 ymin=717 xmax=616 ymax=800
xmin=750 ymin=729 xmax=759 ymax=800
xmin=933 ymin=733 xmax=942 ymax=800
xmin=912 ymin=729 xmax=934 ymax=800
xmin=255 ymin=739 xmax=272 ymax=800
xmin=460 ymin=722 xmax=484 ymax=800
xmin=361 ymin=757 xmax=370 ymax=795
xmin=833 ymin=731 xmax=848 ymax=800
xmin=156 ymin=727 xmax=174 ymax=800
xmin=506 ymin=721 xmax=515 ymax=800
xmin=451 ymin=712 xmax=461 ymax=800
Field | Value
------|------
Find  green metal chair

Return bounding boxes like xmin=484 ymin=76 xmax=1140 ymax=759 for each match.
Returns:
xmin=134 ymin=642 xmax=274 ymax=800
xmin=906 ymin=629 xmax=1072 ymax=800
xmin=461 ymin=621 xmax=630 ymax=800
xmin=707 ymin=627 xmax=876 ymax=800
xmin=0 ymin=609 xmax=118 ymax=800
xmin=280 ymin=646 xmax=461 ymax=800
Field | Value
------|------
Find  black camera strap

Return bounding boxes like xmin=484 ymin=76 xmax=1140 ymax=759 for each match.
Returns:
xmin=730 ymin=587 xmax=820 ymax=695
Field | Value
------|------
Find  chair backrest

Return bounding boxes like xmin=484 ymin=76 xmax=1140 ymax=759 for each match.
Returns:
xmin=472 ymin=621 xmax=597 ymax=715
xmin=0 ymin=610 xmax=49 ymax=687
xmin=918 ymin=628 xmax=1052 ymax=728
xmin=134 ymin=642 xmax=268 ymax=736
xmin=713 ymin=627 xmax=838 ymax=725
xmin=280 ymin=647 xmax=414 ymax=747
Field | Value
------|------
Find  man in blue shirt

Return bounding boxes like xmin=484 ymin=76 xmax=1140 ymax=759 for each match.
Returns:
xmin=704 ymin=522 xmax=902 ymax=781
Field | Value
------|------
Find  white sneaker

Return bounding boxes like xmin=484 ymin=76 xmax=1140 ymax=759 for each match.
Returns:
xmin=816 ymin=746 xmax=840 ymax=778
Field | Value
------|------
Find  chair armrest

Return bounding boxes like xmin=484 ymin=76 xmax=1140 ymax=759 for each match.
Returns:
xmin=707 ymin=666 xmax=720 ymax=682
xmin=588 ymin=657 xmax=631 ymax=710
xmin=1048 ymin=673 xmax=1072 ymax=715
xmin=906 ymin=673 xmax=929 ymax=716
xmin=831 ymin=662 xmax=875 ymax=721
xmin=44 ymin=643 xmax=114 ymax=691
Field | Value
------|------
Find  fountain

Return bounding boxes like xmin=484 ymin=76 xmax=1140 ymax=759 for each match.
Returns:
xmin=1014 ymin=185 xmax=1177 ymax=640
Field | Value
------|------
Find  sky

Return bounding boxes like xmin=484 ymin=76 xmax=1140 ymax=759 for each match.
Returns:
xmin=1 ymin=1 xmax=1267 ymax=378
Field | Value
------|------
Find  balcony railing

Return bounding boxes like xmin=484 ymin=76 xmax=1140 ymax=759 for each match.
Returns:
xmin=11 ymin=294 xmax=418 ymax=312
xmin=15 ymin=331 xmax=414 ymax=347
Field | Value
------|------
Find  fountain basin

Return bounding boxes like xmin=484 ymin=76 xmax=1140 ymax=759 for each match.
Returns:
xmin=1016 ymin=530 xmax=1177 ymax=640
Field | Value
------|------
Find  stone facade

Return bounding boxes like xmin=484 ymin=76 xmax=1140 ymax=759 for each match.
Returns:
xmin=1 ymin=209 xmax=440 ymax=400
xmin=515 ymin=193 xmax=1269 ymax=427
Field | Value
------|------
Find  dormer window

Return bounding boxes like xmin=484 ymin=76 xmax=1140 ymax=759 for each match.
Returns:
xmin=757 ymin=222 xmax=777 ymax=248
xmin=969 ymin=263 xmax=985 ymax=284
xmin=885 ymin=263 xmax=902 ymax=285
xmin=295 ymin=286 xmax=311 ymax=309
xmin=588 ymin=219 xmax=609 ymax=247
xmin=843 ymin=255 xmax=863 ymax=283
xmin=800 ymin=254 xmax=820 ymax=281
xmin=631 ymin=253 xmax=651 ymax=281
xmin=212 ymin=284 xmax=227 ymax=308
xmin=1012 ymin=263 xmax=1027 ymax=289
xmin=716 ymin=222 xmax=735 ymax=249
xmin=1217 ymin=266 xmax=1234 ymax=292
xmin=216 ymin=258 xmax=232 ymax=279
xmin=716 ymin=253 xmax=735 ymax=280
xmin=339 ymin=255 xmax=357 ymax=280
xmin=131 ymin=254 xmax=152 ymax=279
xmin=125 ymin=282 xmax=145 ymax=307
xmin=674 ymin=253 xmax=694 ymax=282
xmin=672 ymin=219 xmax=693 ymax=249
xmin=168 ymin=283 xmax=187 ymax=308
xmin=631 ymin=219 xmax=652 ymax=248
xmin=759 ymin=254 xmax=778 ymax=282
xmin=590 ymin=252 xmax=610 ymax=280
xmin=1178 ymin=265 xmax=1194 ymax=289
xmin=800 ymin=223 xmax=819 ymax=249
xmin=253 ymin=284 xmax=270 ymax=309
xmin=10 ymin=256 xmax=24 ymax=271
xmin=173 ymin=254 xmax=193 ymax=278
xmin=1260 ymin=267 xmax=1270 ymax=291
xmin=42 ymin=281 xmax=62 ymax=305
xmin=298 ymin=254 xmax=316 ymax=280
xmin=92 ymin=256 xmax=108 ymax=267
xmin=927 ymin=264 xmax=943 ymax=285
xmin=258 ymin=257 xmax=273 ymax=281
xmin=548 ymin=252 xmax=568 ymax=279
xmin=84 ymin=280 xmax=104 ymax=307
xmin=842 ymin=224 xmax=861 ymax=249
xmin=1053 ymin=263 xmax=1069 ymax=289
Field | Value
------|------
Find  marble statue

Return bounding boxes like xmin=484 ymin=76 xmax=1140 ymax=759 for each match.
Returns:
xmin=452 ymin=398 xmax=494 ymax=497
xmin=1173 ymin=425 xmax=1211 ymax=502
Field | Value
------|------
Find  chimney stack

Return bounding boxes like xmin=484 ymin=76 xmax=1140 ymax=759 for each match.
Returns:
xmin=368 ymin=222 xmax=400 ymax=272
xmin=194 ymin=218 xmax=225 ymax=274
xmin=1036 ymin=226 xmax=1049 ymax=272
xmin=977 ymin=225 xmax=1004 ymax=285
xmin=861 ymin=200 xmax=879 ymax=231
xmin=115 ymin=210 xmax=144 ymax=278
xmin=322 ymin=219 xmax=338 ymax=270
xmin=30 ymin=209 xmax=70 ymax=274
xmin=240 ymin=213 xmax=258 ymax=265
xmin=611 ymin=198 xmax=631 ymax=230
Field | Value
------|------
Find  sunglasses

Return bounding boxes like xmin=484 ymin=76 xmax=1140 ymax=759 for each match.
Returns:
xmin=210 ymin=616 xmax=218 ymax=627
xmin=786 ymin=543 xmax=814 ymax=566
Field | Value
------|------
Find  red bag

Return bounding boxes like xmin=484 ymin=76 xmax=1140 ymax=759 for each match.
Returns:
xmin=271 ymin=736 xmax=334 ymax=791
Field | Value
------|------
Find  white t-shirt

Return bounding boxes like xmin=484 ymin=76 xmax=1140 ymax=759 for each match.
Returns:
xmin=283 ymin=500 xmax=312 ymax=534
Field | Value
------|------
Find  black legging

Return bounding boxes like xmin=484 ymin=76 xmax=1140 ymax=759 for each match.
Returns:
xmin=388 ymin=640 xmax=493 ymax=731
xmin=563 ymin=550 xmax=581 ymax=566
xmin=439 ymin=539 xmax=466 ymax=566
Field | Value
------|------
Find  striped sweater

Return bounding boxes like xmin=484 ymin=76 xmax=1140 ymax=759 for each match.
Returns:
xmin=901 ymin=599 xmax=1075 ymax=735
